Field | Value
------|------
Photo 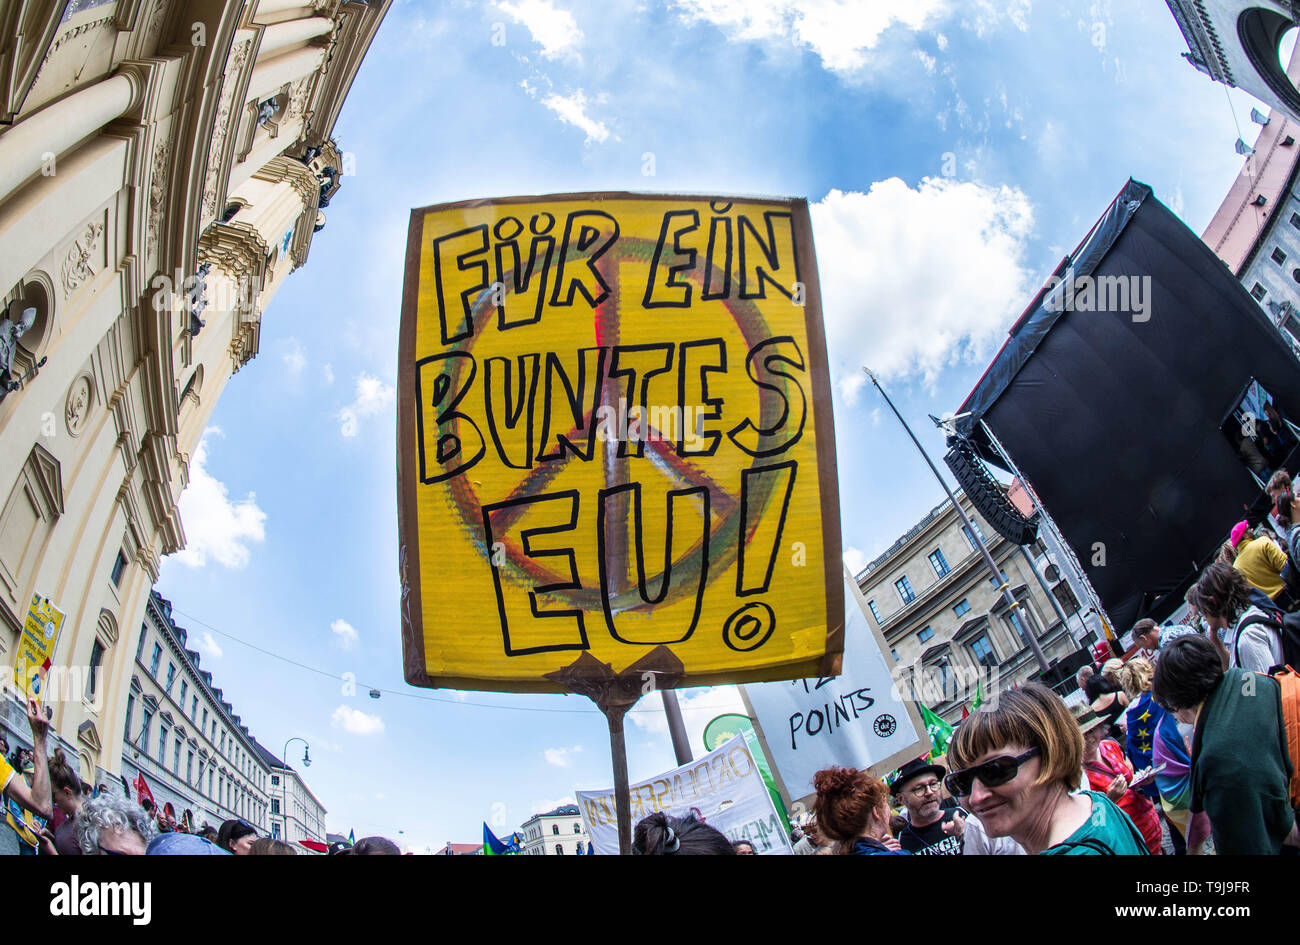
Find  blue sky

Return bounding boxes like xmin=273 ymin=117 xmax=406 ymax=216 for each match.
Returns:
xmin=156 ymin=0 xmax=1278 ymax=850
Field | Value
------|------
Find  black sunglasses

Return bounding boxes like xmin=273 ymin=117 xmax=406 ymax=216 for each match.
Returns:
xmin=943 ymin=747 xmax=1041 ymax=797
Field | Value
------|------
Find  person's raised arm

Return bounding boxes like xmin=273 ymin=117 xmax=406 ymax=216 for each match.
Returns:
xmin=4 ymin=700 xmax=52 ymax=821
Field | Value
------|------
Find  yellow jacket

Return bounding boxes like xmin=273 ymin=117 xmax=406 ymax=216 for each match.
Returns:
xmin=1233 ymin=536 xmax=1288 ymax=599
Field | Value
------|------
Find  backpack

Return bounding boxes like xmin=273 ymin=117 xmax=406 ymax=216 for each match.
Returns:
xmin=1235 ymin=609 xmax=1300 ymax=675
xmin=1270 ymin=668 xmax=1300 ymax=810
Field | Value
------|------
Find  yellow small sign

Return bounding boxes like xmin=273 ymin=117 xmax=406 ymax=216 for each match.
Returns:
xmin=397 ymin=193 xmax=843 ymax=692
xmin=15 ymin=593 xmax=64 ymax=708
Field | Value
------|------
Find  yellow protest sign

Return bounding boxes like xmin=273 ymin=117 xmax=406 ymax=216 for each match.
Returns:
xmin=397 ymin=193 xmax=842 ymax=692
xmin=15 ymin=593 xmax=64 ymax=708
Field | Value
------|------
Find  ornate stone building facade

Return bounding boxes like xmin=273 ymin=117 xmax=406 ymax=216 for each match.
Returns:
xmin=0 ymin=1 xmax=390 ymax=785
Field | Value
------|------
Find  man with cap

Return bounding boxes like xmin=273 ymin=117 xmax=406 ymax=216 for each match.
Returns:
xmin=890 ymin=757 xmax=965 ymax=855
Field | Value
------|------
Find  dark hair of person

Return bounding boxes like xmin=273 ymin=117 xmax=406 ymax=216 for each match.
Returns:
xmin=632 ymin=812 xmax=736 ymax=855
xmin=48 ymin=748 xmax=89 ymax=797
xmin=1188 ymin=563 xmax=1253 ymax=624
xmin=1152 ymin=634 xmax=1225 ymax=713
xmin=812 ymin=766 xmax=888 ymax=852
xmin=354 ymin=836 xmax=401 ymax=855
xmin=217 ymin=818 xmax=257 ymax=852
xmin=247 ymin=838 xmax=297 ymax=855
xmin=1132 ymin=617 xmax=1158 ymax=640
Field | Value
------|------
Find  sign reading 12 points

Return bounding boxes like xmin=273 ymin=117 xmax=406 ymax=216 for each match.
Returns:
xmin=397 ymin=192 xmax=842 ymax=692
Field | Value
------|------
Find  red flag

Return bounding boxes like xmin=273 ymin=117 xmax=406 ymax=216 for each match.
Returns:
xmin=961 ymin=705 xmax=969 ymax=720
xmin=133 ymin=773 xmax=156 ymax=807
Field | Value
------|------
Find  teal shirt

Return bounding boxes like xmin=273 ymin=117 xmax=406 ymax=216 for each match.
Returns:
xmin=1041 ymin=792 xmax=1149 ymax=855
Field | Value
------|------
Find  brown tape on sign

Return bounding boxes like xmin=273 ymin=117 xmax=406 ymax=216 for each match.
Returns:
xmin=397 ymin=192 xmax=843 ymax=693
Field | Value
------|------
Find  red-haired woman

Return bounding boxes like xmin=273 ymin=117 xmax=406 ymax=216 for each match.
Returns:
xmin=813 ymin=766 xmax=909 ymax=855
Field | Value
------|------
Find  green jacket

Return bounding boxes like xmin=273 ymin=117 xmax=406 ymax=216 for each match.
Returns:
xmin=1191 ymin=670 xmax=1294 ymax=855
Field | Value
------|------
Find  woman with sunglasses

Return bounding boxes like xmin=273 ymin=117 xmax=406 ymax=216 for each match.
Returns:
xmin=946 ymin=683 xmax=1148 ymax=855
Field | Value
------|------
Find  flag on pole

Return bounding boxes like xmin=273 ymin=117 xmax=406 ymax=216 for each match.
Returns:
xmin=919 ymin=704 xmax=953 ymax=758
xmin=972 ymin=679 xmax=985 ymax=710
xmin=133 ymin=773 xmax=156 ymax=808
xmin=483 ymin=826 xmax=517 ymax=857
xmin=348 ymin=829 xmax=355 ymax=845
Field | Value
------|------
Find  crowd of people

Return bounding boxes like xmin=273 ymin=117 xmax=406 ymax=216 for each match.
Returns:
xmin=0 ymin=701 xmax=401 ymax=855
xmin=634 ymin=472 xmax=1300 ymax=855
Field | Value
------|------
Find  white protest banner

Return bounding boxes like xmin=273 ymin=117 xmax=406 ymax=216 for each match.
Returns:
xmin=576 ymin=733 xmax=791 ymax=855
xmin=740 ymin=564 xmax=928 ymax=807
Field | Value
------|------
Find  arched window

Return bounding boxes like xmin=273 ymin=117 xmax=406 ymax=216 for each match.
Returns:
xmin=552 ymin=824 xmax=559 ymax=835
xmin=555 ymin=843 xmax=563 ymax=855
xmin=573 ymin=824 xmax=581 ymax=834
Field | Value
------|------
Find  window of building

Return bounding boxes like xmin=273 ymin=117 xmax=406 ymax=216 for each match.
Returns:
xmin=110 ymin=550 xmax=127 ymax=588
xmin=173 ymin=738 xmax=181 ymax=772
xmin=271 ymin=775 xmax=279 ymax=787
xmin=988 ymin=570 xmax=1007 ymax=589
xmin=158 ymin=725 xmax=169 ymax=763
xmin=187 ymin=750 xmax=194 ymax=784
xmin=895 ymin=576 xmax=916 ymax=605
xmin=272 ymin=823 xmax=281 ymax=840
xmin=1252 ymin=283 xmax=1267 ymax=301
xmin=970 ymin=634 xmax=997 ymax=668
xmin=202 ymin=708 xmax=208 ymax=732
xmin=86 ymin=639 xmax=105 ymax=700
xmin=272 ymin=798 xmax=280 ymax=814
xmin=891 ymin=648 xmax=899 ymax=661
xmin=574 ymin=824 xmax=581 ymax=833
xmin=1052 ymin=581 xmax=1081 ymax=614
xmin=136 ymin=629 xmax=147 ymax=662
xmin=961 ymin=522 xmax=987 ymax=551
xmin=552 ymin=824 xmax=559 ymax=835
xmin=191 ymin=696 xmax=198 ymax=718
xmin=928 ymin=548 xmax=950 ymax=577
xmin=953 ymin=599 xmax=971 ymax=617
xmin=555 ymin=844 xmax=564 ymax=855
xmin=124 ymin=695 xmax=135 ymax=742
xmin=149 ymin=643 xmax=161 ymax=676
xmin=164 ymin=663 xmax=175 ymax=695
xmin=917 ymin=626 xmax=934 ymax=643
xmin=1006 ymin=610 xmax=1032 ymax=646
xmin=139 ymin=711 xmax=153 ymax=750
xmin=180 ymin=681 xmax=188 ymax=710
xmin=1273 ymin=247 xmax=1288 ymax=265
xmin=867 ymin=600 xmax=882 ymax=624
xmin=1291 ymin=212 xmax=1300 ymax=230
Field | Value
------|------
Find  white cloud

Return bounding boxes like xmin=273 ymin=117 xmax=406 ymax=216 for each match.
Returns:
xmin=629 ymin=686 xmax=747 ymax=751
xmin=174 ymin=427 xmax=267 ymax=568
xmin=322 ymin=363 xmax=335 ymax=386
xmin=843 ymin=546 xmax=867 ymax=575
xmin=331 ymin=618 xmax=359 ymax=650
xmin=337 ymin=372 xmax=394 ymax=437
xmin=195 ymin=631 xmax=223 ymax=660
xmin=331 ymin=704 xmax=385 ymax=736
xmin=497 ymin=0 xmax=582 ymax=59
xmin=530 ymin=795 xmax=576 ymax=814
xmin=539 ymin=89 xmax=610 ymax=144
xmin=671 ymin=0 xmax=948 ymax=74
xmin=544 ymin=745 xmax=583 ymax=767
xmin=811 ymin=179 xmax=1034 ymax=400
xmin=282 ymin=338 xmax=306 ymax=376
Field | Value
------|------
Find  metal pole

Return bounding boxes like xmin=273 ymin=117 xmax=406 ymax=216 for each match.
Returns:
xmin=865 ymin=369 xmax=1051 ymax=673
xmin=661 ymin=688 xmax=693 ymax=765
xmin=1018 ymin=544 xmax=1073 ymax=641
xmin=282 ymin=736 xmax=307 ymax=845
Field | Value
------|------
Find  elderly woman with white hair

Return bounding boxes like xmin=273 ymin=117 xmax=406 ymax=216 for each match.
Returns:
xmin=76 ymin=793 xmax=157 ymax=855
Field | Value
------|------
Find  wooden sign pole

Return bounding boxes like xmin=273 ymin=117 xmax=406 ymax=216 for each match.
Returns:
xmin=547 ymin=647 xmax=685 ymax=855
xmin=603 ymin=701 xmax=633 ymax=855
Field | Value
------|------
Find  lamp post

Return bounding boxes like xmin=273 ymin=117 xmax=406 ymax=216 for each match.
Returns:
xmin=281 ymin=737 xmax=309 ymax=844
